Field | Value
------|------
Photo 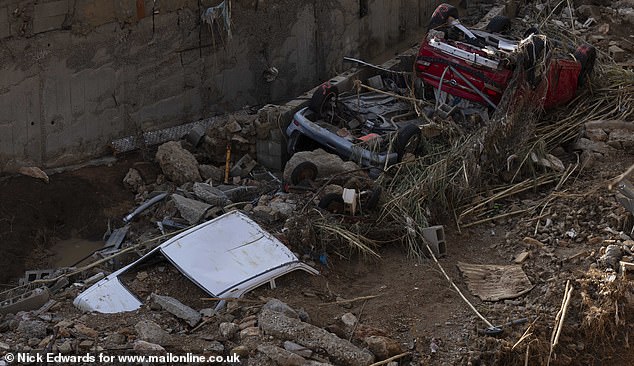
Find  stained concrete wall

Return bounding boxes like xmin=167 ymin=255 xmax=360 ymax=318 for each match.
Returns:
xmin=0 ymin=0 xmax=442 ymax=169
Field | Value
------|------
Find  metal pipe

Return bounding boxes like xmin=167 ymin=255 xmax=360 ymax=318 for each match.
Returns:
xmin=123 ymin=192 xmax=169 ymax=223
xmin=449 ymin=66 xmax=498 ymax=110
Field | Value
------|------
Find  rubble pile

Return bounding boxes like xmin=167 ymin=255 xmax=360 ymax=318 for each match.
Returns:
xmin=0 ymin=296 xmax=415 ymax=366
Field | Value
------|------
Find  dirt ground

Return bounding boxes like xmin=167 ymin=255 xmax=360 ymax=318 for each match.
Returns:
xmin=1 ymin=146 xmax=632 ymax=365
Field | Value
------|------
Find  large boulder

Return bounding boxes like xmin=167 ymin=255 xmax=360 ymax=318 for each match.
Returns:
xmin=155 ymin=141 xmax=202 ymax=185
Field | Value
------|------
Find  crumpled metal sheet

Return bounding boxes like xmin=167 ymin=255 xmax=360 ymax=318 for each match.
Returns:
xmin=74 ymin=211 xmax=318 ymax=313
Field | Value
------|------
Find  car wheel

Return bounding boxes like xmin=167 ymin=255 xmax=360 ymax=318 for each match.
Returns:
xmin=395 ymin=124 xmax=423 ymax=162
xmin=485 ymin=15 xmax=511 ymax=33
xmin=428 ymin=3 xmax=460 ymax=31
xmin=309 ymin=82 xmax=338 ymax=118
xmin=290 ymin=162 xmax=318 ymax=185
xmin=574 ymin=44 xmax=597 ymax=86
xmin=318 ymin=193 xmax=345 ymax=214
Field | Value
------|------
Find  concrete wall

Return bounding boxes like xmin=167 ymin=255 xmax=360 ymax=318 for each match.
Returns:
xmin=0 ymin=0 xmax=442 ymax=170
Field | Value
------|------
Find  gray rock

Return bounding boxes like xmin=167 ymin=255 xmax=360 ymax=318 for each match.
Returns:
xmin=133 ymin=340 xmax=165 ymax=353
xmin=258 ymin=309 xmax=374 ymax=366
xmin=199 ymin=165 xmax=225 ymax=183
xmin=283 ymin=340 xmax=313 ymax=358
xmin=231 ymin=345 xmax=250 ymax=357
xmin=171 ymin=194 xmax=211 ymax=225
xmin=268 ymin=201 xmax=296 ymax=218
xmin=207 ymin=340 xmax=225 ymax=353
xmin=58 ymin=340 xmax=72 ymax=354
xmin=123 ymin=168 xmax=144 ymax=192
xmin=193 ymin=183 xmax=230 ymax=206
xmin=262 ymin=299 xmax=299 ymax=319
xmin=135 ymin=320 xmax=170 ymax=345
xmin=257 ymin=343 xmax=306 ymax=366
xmin=200 ymin=308 xmax=215 ymax=318
xmin=17 ymin=320 xmax=47 ymax=339
xmin=105 ymin=333 xmax=127 ymax=345
xmin=151 ymin=294 xmax=201 ymax=327
xmin=253 ymin=205 xmax=278 ymax=223
xmin=0 ymin=342 xmax=9 ymax=351
xmin=601 ymin=244 xmax=623 ymax=269
xmin=341 ymin=313 xmax=358 ymax=328
xmin=155 ymin=141 xmax=202 ymax=185
xmin=219 ymin=322 xmax=240 ymax=339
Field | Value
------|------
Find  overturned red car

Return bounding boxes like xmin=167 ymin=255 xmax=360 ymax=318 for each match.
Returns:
xmin=415 ymin=3 xmax=596 ymax=110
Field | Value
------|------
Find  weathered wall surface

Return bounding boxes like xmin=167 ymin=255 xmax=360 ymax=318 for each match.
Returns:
xmin=0 ymin=0 xmax=442 ymax=169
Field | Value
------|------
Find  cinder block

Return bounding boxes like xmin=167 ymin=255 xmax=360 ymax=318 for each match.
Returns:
xmin=422 ymin=225 xmax=446 ymax=257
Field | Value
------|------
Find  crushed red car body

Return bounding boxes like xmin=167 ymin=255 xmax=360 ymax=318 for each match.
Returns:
xmin=415 ymin=3 xmax=595 ymax=110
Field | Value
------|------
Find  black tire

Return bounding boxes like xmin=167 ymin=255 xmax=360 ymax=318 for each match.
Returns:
xmin=574 ymin=44 xmax=596 ymax=86
xmin=485 ymin=15 xmax=511 ymax=33
xmin=309 ymin=82 xmax=338 ymax=118
xmin=395 ymin=124 xmax=422 ymax=162
xmin=363 ymin=186 xmax=382 ymax=210
xmin=318 ymin=193 xmax=345 ymax=214
xmin=428 ymin=3 xmax=459 ymax=31
xmin=290 ymin=162 xmax=318 ymax=185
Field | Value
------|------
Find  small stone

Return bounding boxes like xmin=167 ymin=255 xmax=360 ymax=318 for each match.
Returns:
xmin=231 ymin=345 xmax=250 ymax=357
xmin=135 ymin=320 xmax=170 ymax=345
xmin=341 ymin=313 xmax=358 ymax=328
xmin=240 ymin=326 xmax=260 ymax=340
xmin=74 ymin=323 xmax=98 ymax=338
xmin=514 ymin=251 xmax=530 ymax=264
xmin=123 ymin=168 xmax=144 ymax=192
xmin=219 ymin=322 xmax=240 ymax=339
xmin=207 ymin=340 xmax=225 ymax=353
xmin=28 ymin=338 xmax=40 ymax=347
xmin=239 ymin=319 xmax=257 ymax=330
xmin=79 ymin=340 xmax=94 ymax=350
xmin=0 ymin=342 xmax=10 ymax=351
xmin=200 ymin=308 xmax=215 ymax=318
xmin=262 ymin=299 xmax=299 ymax=319
xmin=257 ymin=344 xmax=306 ymax=366
xmin=283 ymin=341 xmax=313 ymax=358
xmin=58 ymin=341 xmax=72 ymax=354
xmin=134 ymin=340 xmax=165 ymax=352
xmin=105 ymin=333 xmax=127 ymax=345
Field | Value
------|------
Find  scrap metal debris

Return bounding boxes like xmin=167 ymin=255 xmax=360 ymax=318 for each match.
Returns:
xmin=74 ymin=211 xmax=318 ymax=313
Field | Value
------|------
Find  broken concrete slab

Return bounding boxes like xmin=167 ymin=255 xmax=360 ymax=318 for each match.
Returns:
xmin=171 ymin=194 xmax=211 ymax=225
xmin=258 ymin=308 xmax=374 ymax=366
xmin=155 ymin=141 xmax=202 ymax=185
xmin=150 ymin=294 xmax=201 ymax=327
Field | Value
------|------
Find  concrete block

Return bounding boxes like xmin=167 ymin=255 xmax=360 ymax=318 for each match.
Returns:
xmin=33 ymin=0 xmax=69 ymax=34
xmin=0 ymin=8 xmax=9 ymax=39
xmin=0 ymin=287 xmax=50 ymax=315
xmin=609 ymin=45 xmax=626 ymax=63
xmin=151 ymin=293 xmax=201 ymax=327
xmin=422 ymin=225 xmax=446 ymax=257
